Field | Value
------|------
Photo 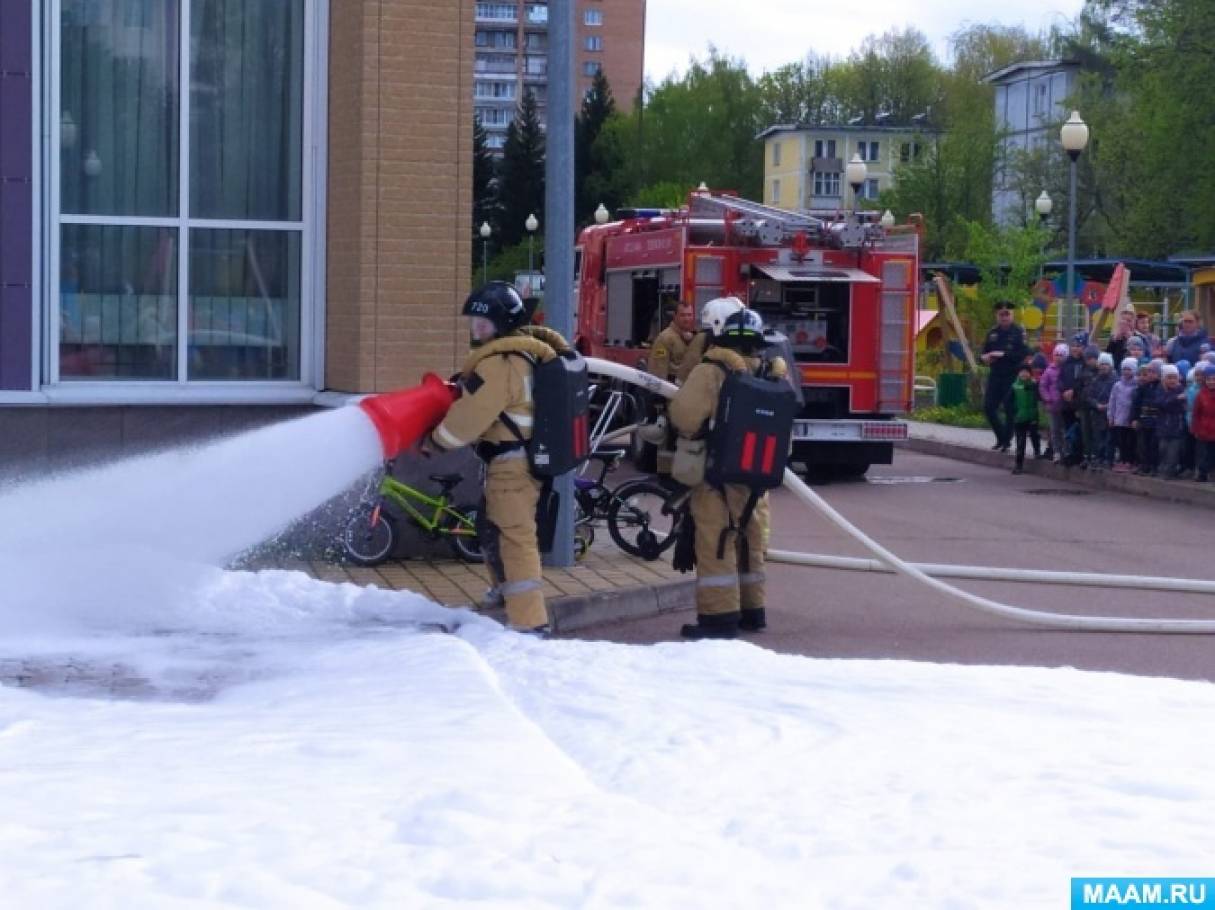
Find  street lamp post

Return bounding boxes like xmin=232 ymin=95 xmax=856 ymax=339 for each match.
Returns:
xmin=479 ymin=221 xmax=491 ymax=284
xmin=1035 ymin=190 xmax=1052 ymax=287
xmin=845 ymin=154 xmax=867 ymax=214
xmin=1060 ymin=111 xmax=1089 ymax=339
xmin=525 ymin=213 xmax=539 ymax=275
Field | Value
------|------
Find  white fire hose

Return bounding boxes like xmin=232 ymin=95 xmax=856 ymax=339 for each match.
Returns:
xmin=586 ymin=357 xmax=1215 ymax=634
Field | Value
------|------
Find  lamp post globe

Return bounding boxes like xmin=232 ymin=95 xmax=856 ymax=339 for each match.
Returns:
xmin=594 ymin=203 xmax=609 ymax=224
xmin=1035 ymin=190 xmax=1052 ymax=222
xmin=1060 ymin=111 xmax=1090 ymax=161
xmin=880 ymin=209 xmax=895 ymax=229
xmin=845 ymin=154 xmax=867 ymax=211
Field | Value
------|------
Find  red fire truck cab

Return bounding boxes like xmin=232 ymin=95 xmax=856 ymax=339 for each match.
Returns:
xmin=574 ymin=190 xmax=919 ymax=476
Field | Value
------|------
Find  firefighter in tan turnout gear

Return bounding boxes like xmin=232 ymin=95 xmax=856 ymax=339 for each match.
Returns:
xmin=669 ymin=297 xmax=793 ymax=640
xmin=426 ymin=282 xmax=571 ymax=635
xmin=647 ymin=300 xmax=698 ymax=382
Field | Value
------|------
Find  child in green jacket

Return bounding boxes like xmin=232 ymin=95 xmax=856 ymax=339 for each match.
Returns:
xmin=1006 ymin=364 xmax=1042 ymax=474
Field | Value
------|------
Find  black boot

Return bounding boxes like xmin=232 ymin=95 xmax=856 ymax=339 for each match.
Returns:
xmin=738 ymin=607 xmax=767 ymax=632
xmin=680 ymin=611 xmax=740 ymax=640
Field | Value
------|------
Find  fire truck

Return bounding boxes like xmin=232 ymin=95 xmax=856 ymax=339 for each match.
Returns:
xmin=573 ymin=190 xmax=919 ymax=477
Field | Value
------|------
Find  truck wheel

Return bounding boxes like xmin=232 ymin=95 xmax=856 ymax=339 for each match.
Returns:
xmin=832 ymin=463 xmax=871 ymax=480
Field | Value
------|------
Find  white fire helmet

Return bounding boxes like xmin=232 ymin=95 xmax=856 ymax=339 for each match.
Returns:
xmin=699 ymin=296 xmax=745 ymax=337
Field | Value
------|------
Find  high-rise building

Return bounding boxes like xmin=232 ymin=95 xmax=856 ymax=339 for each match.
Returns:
xmin=473 ymin=1 xmax=646 ymax=151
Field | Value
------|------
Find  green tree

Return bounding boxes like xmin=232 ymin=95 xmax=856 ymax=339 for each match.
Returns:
xmin=882 ymin=24 xmax=1052 ymax=259
xmin=963 ymin=219 xmax=1051 ymax=310
xmin=498 ymin=89 xmax=545 ymax=248
xmin=1071 ymin=0 xmax=1215 ymax=258
xmin=576 ymin=70 xmax=621 ymax=223
xmin=835 ymin=28 xmax=940 ymax=122
xmin=472 ymin=116 xmax=499 ymax=246
xmin=756 ymin=56 xmax=847 ymax=125
xmin=626 ymin=48 xmax=763 ymax=199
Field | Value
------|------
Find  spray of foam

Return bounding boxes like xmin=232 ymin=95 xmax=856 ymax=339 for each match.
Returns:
xmin=0 ymin=406 xmax=393 ymax=636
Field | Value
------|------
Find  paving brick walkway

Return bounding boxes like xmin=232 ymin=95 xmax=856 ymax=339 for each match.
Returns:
xmin=253 ymin=549 xmax=682 ymax=607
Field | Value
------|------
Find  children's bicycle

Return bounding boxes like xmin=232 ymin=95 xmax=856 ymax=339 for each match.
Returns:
xmin=342 ymin=462 xmax=481 ymax=566
xmin=574 ymin=448 xmax=683 ymax=561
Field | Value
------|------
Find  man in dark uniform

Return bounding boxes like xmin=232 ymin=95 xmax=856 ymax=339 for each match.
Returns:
xmin=980 ymin=301 xmax=1031 ymax=452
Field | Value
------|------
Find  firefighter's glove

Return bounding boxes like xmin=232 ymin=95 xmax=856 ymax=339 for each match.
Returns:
xmin=671 ymin=508 xmax=696 ymax=574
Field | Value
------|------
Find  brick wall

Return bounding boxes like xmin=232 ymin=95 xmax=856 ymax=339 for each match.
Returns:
xmin=577 ymin=0 xmax=645 ymax=111
xmin=327 ymin=0 xmax=473 ymax=394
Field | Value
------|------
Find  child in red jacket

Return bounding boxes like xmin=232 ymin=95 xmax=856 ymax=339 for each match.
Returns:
xmin=1192 ymin=366 xmax=1215 ymax=482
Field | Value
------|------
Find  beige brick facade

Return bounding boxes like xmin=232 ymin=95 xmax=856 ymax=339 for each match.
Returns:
xmin=327 ymin=0 xmax=473 ymax=394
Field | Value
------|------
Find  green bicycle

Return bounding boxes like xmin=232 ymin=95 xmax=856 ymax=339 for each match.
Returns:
xmin=342 ymin=461 xmax=482 ymax=566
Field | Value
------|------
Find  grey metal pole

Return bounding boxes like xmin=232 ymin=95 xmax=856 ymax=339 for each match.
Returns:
xmin=482 ymin=239 xmax=488 ymax=285
xmin=543 ymin=0 xmax=575 ymax=567
xmin=1066 ymin=154 xmax=1078 ymax=338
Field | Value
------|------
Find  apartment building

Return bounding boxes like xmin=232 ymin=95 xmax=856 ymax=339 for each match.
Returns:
xmin=0 ymin=0 xmax=474 ymax=469
xmin=758 ymin=119 xmax=938 ymax=214
xmin=984 ymin=60 xmax=1080 ymax=225
xmin=474 ymin=1 xmax=646 ymax=151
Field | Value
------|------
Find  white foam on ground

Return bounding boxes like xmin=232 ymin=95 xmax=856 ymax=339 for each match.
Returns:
xmin=0 ymin=567 xmax=1211 ymax=908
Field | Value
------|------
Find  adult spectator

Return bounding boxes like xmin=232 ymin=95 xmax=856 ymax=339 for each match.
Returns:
xmin=1135 ymin=311 xmax=1162 ymax=357
xmin=1165 ymin=310 xmax=1208 ymax=366
xmin=1106 ymin=308 xmax=1143 ymax=365
xmin=980 ymin=301 xmax=1031 ymax=452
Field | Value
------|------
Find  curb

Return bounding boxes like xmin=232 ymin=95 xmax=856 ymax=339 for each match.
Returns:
xmin=476 ymin=578 xmax=696 ymax=634
xmin=901 ymin=437 xmax=1215 ymax=506
xmin=550 ymin=578 xmax=695 ymax=634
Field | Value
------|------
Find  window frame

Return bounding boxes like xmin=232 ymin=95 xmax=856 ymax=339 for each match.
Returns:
xmin=43 ymin=0 xmax=328 ymax=399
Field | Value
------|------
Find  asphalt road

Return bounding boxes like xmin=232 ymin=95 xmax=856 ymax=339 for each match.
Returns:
xmin=576 ymin=450 xmax=1215 ymax=682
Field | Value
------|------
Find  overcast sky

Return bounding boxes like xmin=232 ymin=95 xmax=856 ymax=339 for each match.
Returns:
xmin=644 ymin=0 xmax=1086 ymax=81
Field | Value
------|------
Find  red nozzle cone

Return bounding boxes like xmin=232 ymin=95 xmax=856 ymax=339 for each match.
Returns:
xmin=359 ymin=373 xmax=458 ymax=458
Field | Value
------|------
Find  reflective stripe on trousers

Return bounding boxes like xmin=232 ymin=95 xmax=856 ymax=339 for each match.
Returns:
xmin=689 ymin=484 xmax=768 ymax=616
xmin=481 ymin=458 xmax=547 ymax=630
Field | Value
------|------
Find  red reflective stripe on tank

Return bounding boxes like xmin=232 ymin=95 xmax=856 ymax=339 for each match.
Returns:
xmin=740 ymin=432 xmax=757 ymax=471
xmin=575 ymin=414 xmax=588 ymax=458
xmin=761 ymin=435 xmax=777 ymax=474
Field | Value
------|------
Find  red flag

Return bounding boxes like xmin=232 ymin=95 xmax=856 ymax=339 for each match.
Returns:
xmin=1102 ymin=262 xmax=1129 ymax=311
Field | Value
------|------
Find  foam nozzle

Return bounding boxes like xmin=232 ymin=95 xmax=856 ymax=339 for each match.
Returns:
xmin=359 ymin=373 xmax=458 ymax=458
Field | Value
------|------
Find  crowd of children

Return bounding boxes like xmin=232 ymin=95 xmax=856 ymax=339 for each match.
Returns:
xmin=1005 ymin=333 xmax=1215 ymax=482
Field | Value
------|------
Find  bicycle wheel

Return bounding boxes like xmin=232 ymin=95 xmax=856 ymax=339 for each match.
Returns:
xmin=442 ymin=502 xmax=483 ymax=563
xmin=342 ymin=505 xmax=398 ymax=566
xmin=606 ymin=479 xmax=681 ymax=560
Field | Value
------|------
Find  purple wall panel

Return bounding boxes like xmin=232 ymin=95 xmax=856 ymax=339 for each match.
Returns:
xmin=0 ymin=0 xmax=34 ymax=390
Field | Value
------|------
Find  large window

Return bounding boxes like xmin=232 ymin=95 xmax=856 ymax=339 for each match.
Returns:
xmin=55 ymin=0 xmax=313 ymax=384
xmin=813 ymin=172 xmax=840 ymax=198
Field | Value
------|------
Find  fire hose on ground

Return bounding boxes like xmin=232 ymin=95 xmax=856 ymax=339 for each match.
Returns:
xmin=583 ymin=357 xmax=1215 ymax=634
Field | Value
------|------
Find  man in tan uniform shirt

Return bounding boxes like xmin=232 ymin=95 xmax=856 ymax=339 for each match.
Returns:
xmin=426 ymin=282 xmax=571 ymax=635
xmin=647 ymin=300 xmax=697 ymax=382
